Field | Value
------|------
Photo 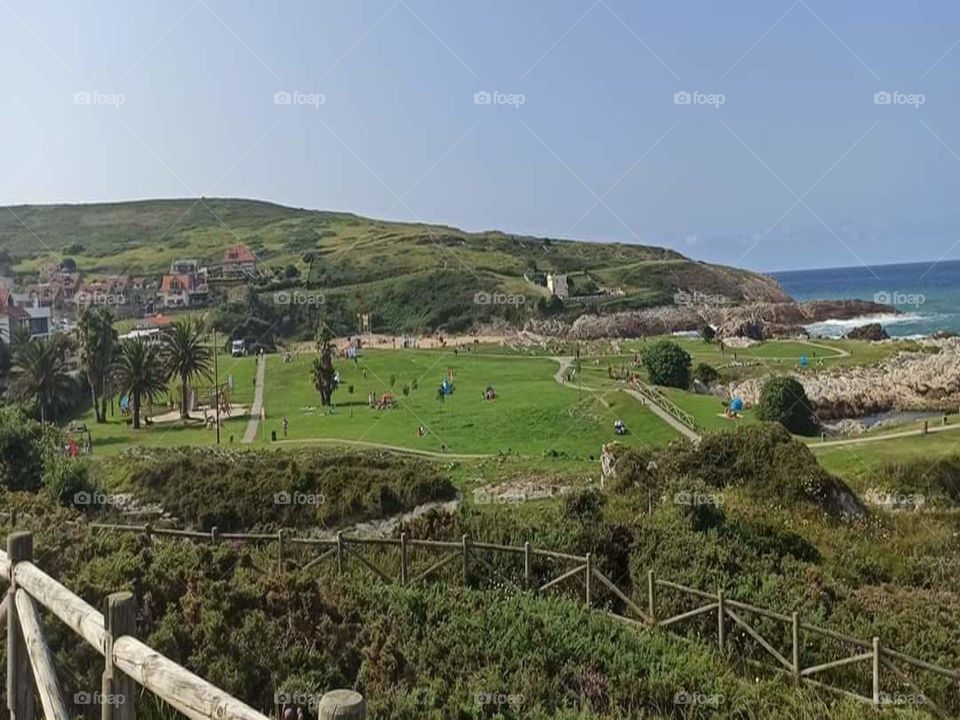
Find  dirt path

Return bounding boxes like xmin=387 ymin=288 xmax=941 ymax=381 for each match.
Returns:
xmin=809 ymin=421 xmax=960 ymax=449
xmin=273 ymin=436 xmax=491 ymax=459
xmin=623 ymin=387 xmax=701 ymax=443
xmin=242 ymin=354 xmax=266 ymax=443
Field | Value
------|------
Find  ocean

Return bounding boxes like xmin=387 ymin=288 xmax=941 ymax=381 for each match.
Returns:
xmin=772 ymin=259 xmax=960 ymax=338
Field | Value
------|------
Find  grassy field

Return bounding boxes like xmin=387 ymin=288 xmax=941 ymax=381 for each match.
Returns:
xmin=76 ymin=351 xmax=259 ymax=456
xmin=260 ymin=349 xmax=679 ymax=457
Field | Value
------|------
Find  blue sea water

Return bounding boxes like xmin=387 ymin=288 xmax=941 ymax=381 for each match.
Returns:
xmin=772 ymin=259 xmax=960 ymax=338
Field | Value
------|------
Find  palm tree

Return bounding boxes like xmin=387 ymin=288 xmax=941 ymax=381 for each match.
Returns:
xmin=78 ymin=306 xmax=117 ymax=423
xmin=162 ymin=318 xmax=212 ymax=420
xmin=313 ymin=324 xmax=337 ymax=406
xmin=111 ymin=338 xmax=167 ymax=429
xmin=7 ymin=335 xmax=73 ymax=423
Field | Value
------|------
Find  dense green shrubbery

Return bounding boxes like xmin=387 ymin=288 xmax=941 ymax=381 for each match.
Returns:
xmin=756 ymin=376 xmax=819 ymax=436
xmin=691 ymin=362 xmax=719 ymax=387
xmin=110 ymin=447 xmax=455 ymax=531
xmin=640 ymin=341 xmax=691 ymax=389
xmin=876 ymin=458 xmax=960 ymax=506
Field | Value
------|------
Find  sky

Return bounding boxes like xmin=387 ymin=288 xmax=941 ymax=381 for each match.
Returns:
xmin=2 ymin=0 xmax=959 ymax=272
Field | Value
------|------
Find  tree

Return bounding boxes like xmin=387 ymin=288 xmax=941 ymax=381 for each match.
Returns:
xmin=78 ymin=306 xmax=118 ymax=423
xmin=641 ymin=340 xmax=692 ymax=389
xmin=313 ymin=324 xmax=337 ymax=406
xmin=162 ymin=318 xmax=213 ymax=420
xmin=0 ymin=336 xmax=11 ymax=378
xmin=692 ymin=362 xmax=720 ymax=387
xmin=756 ymin=376 xmax=819 ymax=436
xmin=699 ymin=324 xmax=716 ymax=342
xmin=8 ymin=335 xmax=73 ymax=423
xmin=112 ymin=338 xmax=168 ymax=429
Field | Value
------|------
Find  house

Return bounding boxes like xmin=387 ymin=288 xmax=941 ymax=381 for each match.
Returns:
xmin=546 ymin=273 xmax=569 ymax=299
xmin=222 ymin=244 xmax=257 ymax=278
xmin=159 ymin=261 xmax=208 ymax=308
xmin=0 ymin=291 xmax=51 ymax=342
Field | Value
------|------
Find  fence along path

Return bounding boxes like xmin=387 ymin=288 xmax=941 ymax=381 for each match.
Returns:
xmin=0 ymin=531 xmax=275 ymax=720
xmin=88 ymin=522 xmax=959 ymax=716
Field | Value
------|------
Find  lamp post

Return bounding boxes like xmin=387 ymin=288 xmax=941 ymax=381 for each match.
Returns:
xmin=213 ymin=329 xmax=220 ymax=446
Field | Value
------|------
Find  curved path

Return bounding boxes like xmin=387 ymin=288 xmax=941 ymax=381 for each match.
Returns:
xmin=273 ymin=436 xmax=491 ymax=459
xmin=809 ymin=420 xmax=960 ymax=449
xmin=242 ymin=354 xmax=266 ymax=443
xmin=551 ymin=356 xmax=700 ymax=443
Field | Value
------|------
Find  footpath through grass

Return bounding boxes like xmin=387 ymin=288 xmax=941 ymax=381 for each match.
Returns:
xmin=261 ymin=349 xmax=679 ymax=457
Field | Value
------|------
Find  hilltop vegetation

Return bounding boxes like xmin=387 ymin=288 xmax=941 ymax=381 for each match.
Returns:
xmin=1 ymin=198 xmax=788 ymax=334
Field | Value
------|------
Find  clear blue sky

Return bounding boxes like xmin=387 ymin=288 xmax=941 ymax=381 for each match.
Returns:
xmin=2 ymin=0 xmax=959 ymax=271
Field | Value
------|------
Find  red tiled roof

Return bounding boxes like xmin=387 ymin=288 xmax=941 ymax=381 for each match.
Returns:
xmin=224 ymin=244 xmax=256 ymax=264
xmin=160 ymin=274 xmax=195 ymax=293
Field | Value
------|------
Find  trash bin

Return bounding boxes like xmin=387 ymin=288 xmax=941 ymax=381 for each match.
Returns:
xmin=271 ymin=430 xmax=277 ymax=442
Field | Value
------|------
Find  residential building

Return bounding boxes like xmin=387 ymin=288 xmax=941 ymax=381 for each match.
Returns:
xmin=546 ymin=273 xmax=569 ymax=299
xmin=222 ymin=244 xmax=257 ymax=278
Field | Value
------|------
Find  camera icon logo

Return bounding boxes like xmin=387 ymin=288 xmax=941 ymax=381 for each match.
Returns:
xmin=673 ymin=91 xmax=692 ymax=105
xmin=473 ymin=91 xmax=492 ymax=105
xmin=273 ymin=91 xmax=292 ymax=105
xmin=874 ymin=91 xmax=892 ymax=105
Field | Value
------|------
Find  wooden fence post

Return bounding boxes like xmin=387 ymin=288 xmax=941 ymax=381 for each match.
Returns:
xmin=277 ymin=529 xmax=284 ymax=573
xmin=923 ymin=420 xmax=929 ymax=435
xmin=872 ymin=637 xmax=881 ymax=706
xmin=211 ymin=526 xmax=219 ymax=543
xmin=584 ymin=554 xmax=593 ymax=608
xmin=791 ymin=612 xmax=800 ymax=681
xmin=717 ymin=589 xmax=726 ymax=651
xmin=461 ymin=534 xmax=470 ymax=585
xmin=647 ymin=570 xmax=656 ymax=623
xmin=336 ymin=532 xmax=344 ymax=576
xmin=7 ymin=531 xmax=35 ymax=720
xmin=318 ymin=689 xmax=364 ymax=719
xmin=103 ymin=592 xmax=137 ymax=720
xmin=523 ymin=542 xmax=531 ymax=590
xmin=399 ymin=533 xmax=408 ymax=586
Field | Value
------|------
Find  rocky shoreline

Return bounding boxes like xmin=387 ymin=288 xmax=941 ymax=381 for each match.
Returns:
xmin=534 ymin=298 xmax=896 ymax=341
xmin=728 ymin=337 xmax=960 ymax=420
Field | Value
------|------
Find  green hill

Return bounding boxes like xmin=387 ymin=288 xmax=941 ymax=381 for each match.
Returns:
xmin=0 ymin=198 xmax=790 ymax=334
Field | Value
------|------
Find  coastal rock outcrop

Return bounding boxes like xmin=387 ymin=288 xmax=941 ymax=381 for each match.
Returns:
xmin=845 ymin=323 xmax=889 ymax=341
xmin=728 ymin=338 xmax=960 ymax=419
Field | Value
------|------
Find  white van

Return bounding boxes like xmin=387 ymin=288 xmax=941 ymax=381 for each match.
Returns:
xmin=231 ymin=339 xmax=246 ymax=357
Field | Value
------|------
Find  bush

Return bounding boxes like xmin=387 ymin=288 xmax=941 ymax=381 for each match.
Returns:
xmin=692 ymin=362 xmax=720 ymax=387
xmin=640 ymin=340 xmax=691 ymax=388
xmin=699 ymin=324 xmax=716 ymax=342
xmin=756 ymin=376 xmax=819 ymax=436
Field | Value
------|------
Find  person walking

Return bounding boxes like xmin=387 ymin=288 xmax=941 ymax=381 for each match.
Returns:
xmin=282 ymin=416 xmax=289 ymax=438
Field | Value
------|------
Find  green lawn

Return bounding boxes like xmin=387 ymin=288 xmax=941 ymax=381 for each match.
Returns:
xmin=73 ymin=352 xmax=259 ymax=456
xmin=259 ymin=350 xmax=679 ymax=457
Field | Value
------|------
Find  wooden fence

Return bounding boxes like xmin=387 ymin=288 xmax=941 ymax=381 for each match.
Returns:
xmin=0 ymin=530 xmax=274 ymax=720
xmin=632 ymin=381 xmax=698 ymax=431
xmin=90 ymin=522 xmax=959 ymax=716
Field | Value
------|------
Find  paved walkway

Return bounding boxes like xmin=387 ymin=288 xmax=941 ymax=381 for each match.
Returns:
xmin=809 ymin=420 xmax=960 ymax=449
xmin=624 ymin=387 xmax=701 ymax=443
xmin=242 ymin=354 xmax=266 ymax=443
xmin=551 ymin=356 xmax=700 ymax=443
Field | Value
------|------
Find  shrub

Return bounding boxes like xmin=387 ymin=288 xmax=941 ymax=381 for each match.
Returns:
xmin=563 ymin=488 xmax=605 ymax=523
xmin=699 ymin=324 xmax=716 ymax=342
xmin=756 ymin=376 xmax=818 ymax=435
xmin=640 ymin=340 xmax=691 ymax=388
xmin=692 ymin=362 xmax=720 ymax=387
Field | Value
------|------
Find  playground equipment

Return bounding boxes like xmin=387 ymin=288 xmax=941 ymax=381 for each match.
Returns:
xmin=64 ymin=421 xmax=92 ymax=456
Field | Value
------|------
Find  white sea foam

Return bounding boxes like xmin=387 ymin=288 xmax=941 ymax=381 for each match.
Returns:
xmin=804 ymin=312 xmax=933 ymax=338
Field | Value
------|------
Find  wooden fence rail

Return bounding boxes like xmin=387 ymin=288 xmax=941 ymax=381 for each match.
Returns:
xmin=87 ymin=522 xmax=959 ymax=715
xmin=1 ymin=531 xmax=275 ymax=720
xmin=632 ymin=381 xmax=698 ymax=430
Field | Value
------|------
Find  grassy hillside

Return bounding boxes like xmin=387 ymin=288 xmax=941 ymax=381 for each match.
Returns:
xmin=0 ymin=199 xmax=789 ymax=334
